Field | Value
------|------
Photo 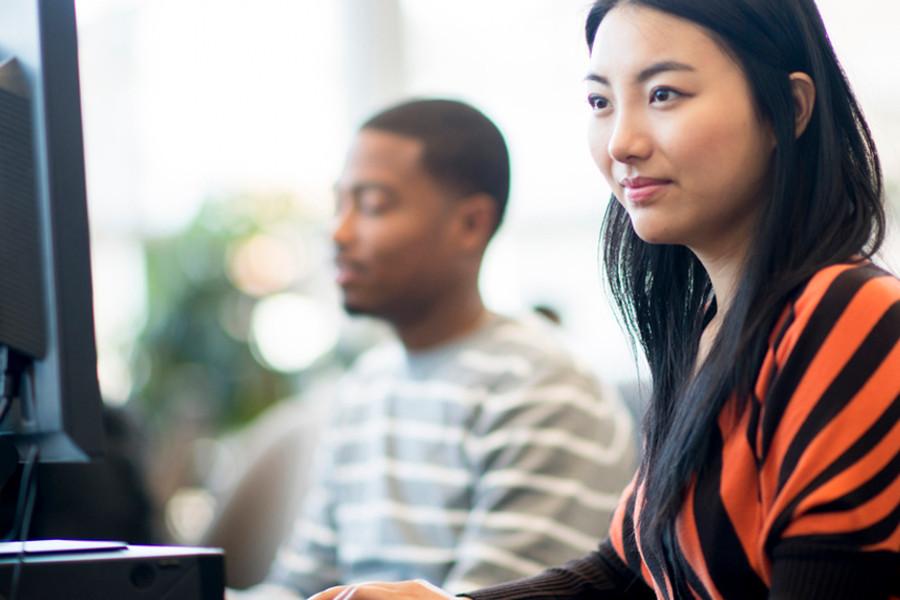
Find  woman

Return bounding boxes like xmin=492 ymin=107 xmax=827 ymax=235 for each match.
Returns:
xmin=311 ymin=0 xmax=900 ymax=598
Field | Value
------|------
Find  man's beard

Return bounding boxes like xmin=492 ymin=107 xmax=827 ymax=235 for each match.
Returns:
xmin=341 ymin=297 xmax=384 ymax=319
xmin=342 ymin=301 xmax=367 ymax=316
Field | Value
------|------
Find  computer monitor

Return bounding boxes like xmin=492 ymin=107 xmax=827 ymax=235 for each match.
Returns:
xmin=0 ymin=0 xmax=105 ymax=464
xmin=0 ymin=6 xmax=225 ymax=595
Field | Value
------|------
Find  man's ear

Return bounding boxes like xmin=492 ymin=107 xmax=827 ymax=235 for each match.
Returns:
xmin=789 ymin=72 xmax=816 ymax=138
xmin=453 ymin=193 xmax=497 ymax=252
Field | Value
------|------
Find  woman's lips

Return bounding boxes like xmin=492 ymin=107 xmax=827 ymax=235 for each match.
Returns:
xmin=620 ymin=177 xmax=672 ymax=204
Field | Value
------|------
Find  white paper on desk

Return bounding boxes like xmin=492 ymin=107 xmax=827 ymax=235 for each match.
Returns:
xmin=0 ymin=539 xmax=127 ymax=556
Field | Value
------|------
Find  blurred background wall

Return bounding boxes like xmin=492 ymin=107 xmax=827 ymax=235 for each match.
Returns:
xmin=72 ymin=0 xmax=900 ymax=561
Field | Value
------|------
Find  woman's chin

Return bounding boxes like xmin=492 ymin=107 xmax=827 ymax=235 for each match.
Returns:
xmin=630 ymin=224 xmax=679 ymax=246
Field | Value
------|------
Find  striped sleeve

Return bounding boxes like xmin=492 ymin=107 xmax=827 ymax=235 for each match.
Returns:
xmin=759 ymin=263 xmax=900 ymax=597
xmin=444 ymin=361 xmax=637 ymax=592
xmin=463 ymin=539 xmax=654 ymax=600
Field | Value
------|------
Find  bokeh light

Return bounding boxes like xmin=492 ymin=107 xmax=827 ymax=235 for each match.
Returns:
xmin=227 ymin=233 xmax=302 ymax=298
xmin=249 ymin=293 xmax=340 ymax=372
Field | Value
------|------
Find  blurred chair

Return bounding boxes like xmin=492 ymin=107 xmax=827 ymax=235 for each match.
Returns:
xmin=201 ymin=397 xmax=327 ymax=589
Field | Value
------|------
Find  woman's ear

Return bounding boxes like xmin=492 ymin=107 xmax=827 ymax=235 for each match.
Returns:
xmin=789 ymin=72 xmax=816 ymax=138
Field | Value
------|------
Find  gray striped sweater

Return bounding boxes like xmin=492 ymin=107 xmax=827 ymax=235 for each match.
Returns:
xmin=268 ymin=313 xmax=636 ymax=597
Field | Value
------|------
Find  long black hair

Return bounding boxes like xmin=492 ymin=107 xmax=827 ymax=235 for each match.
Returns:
xmin=586 ymin=0 xmax=884 ymax=595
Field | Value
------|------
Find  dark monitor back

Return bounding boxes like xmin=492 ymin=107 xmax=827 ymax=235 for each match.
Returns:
xmin=0 ymin=0 xmax=104 ymax=462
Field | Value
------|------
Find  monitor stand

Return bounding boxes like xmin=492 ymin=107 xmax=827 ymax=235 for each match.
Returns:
xmin=0 ymin=437 xmax=16 ymax=494
xmin=0 ymin=439 xmax=224 ymax=599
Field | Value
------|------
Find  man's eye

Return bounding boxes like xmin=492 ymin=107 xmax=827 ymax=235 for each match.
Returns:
xmin=333 ymin=195 xmax=350 ymax=216
xmin=588 ymin=94 xmax=609 ymax=111
xmin=357 ymin=191 xmax=390 ymax=215
xmin=360 ymin=202 xmax=385 ymax=215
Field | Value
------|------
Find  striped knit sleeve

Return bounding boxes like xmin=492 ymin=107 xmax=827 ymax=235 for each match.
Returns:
xmin=266 ymin=418 xmax=342 ymax=597
xmin=444 ymin=360 xmax=637 ymax=593
xmin=462 ymin=539 xmax=654 ymax=599
xmin=758 ymin=263 xmax=900 ymax=598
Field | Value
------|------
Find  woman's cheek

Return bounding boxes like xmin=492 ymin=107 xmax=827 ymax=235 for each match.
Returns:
xmin=587 ymin=118 xmax=611 ymax=170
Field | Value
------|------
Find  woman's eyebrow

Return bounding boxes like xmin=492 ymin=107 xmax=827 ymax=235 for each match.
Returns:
xmin=585 ymin=73 xmax=610 ymax=85
xmin=585 ymin=60 xmax=696 ymax=85
xmin=636 ymin=60 xmax=695 ymax=82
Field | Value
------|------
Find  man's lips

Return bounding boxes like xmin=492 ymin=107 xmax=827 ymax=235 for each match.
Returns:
xmin=334 ymin=258 xmax=365 ymax=285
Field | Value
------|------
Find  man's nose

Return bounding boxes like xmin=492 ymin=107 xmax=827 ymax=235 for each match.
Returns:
xmin=331 ymin=206 xmax=355 ymax=247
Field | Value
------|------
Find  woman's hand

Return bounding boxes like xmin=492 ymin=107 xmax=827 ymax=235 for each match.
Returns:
xmin=309 ymin=579 xmax=456 ymax=600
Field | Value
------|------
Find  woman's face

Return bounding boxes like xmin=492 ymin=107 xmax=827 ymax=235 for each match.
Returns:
xmin=586 ymin=4 xmax=775 ymax=257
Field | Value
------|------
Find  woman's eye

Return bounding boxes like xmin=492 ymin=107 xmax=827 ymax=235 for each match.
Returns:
xmin=650 ymin=87 xmax=680 ymax=104
xmin=587 ymin=94 xmax=609 ymax=112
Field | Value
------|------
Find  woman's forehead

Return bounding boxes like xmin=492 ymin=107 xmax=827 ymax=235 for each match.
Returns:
xmin=588 ymin=5 xmax=727 ymax=80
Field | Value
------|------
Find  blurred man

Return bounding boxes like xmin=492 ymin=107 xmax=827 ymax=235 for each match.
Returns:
xmin=248 ymin=99 xmax=635 ymax=598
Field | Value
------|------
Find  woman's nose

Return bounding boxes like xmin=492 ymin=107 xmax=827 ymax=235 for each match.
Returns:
xmin=607 ymin=111 xmax=652 ymax=164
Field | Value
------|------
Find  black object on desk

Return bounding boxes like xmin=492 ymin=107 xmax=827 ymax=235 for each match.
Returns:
xmin=0 ymin=541 xmax=224 ymax=599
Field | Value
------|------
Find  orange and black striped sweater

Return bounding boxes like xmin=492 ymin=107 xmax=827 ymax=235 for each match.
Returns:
xmin=467 ymin=262 xmax=899 ymax=599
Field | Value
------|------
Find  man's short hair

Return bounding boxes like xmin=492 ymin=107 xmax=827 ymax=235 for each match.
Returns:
xmin=361 ymin=98 xmax=511 ymax=233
